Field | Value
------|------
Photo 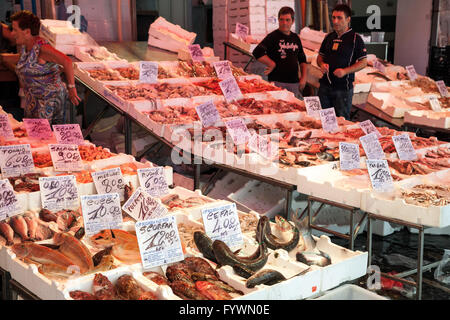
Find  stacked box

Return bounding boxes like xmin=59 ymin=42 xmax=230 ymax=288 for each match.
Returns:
xmin=213 ymin=0 xmax=229 ymax=59
xmin=227 ymin=0 xmax=267 ymax=35
xmin=266 ymin=0 xmax=297 ymax=33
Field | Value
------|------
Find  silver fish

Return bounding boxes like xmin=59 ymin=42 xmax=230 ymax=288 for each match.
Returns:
xmin=316 ymin=152 xmax=335 ymax=161
xmin=291 ymin=214 xmax=332 ymax=267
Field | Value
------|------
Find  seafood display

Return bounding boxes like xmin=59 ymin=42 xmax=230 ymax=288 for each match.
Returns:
xmin=107 ymin=83 xmax=210 ymax=100
xmin=195 ymin=78 xmax=282 ymax=95
xmin=87 ymin=68 xmax=121 ymax=81
xmin=400 ymin=184 xmax=450 ymax=207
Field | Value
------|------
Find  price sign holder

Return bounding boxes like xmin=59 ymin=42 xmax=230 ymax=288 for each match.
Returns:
xmin=219 ymin=77 xmax=243 ymax=102
xmin=52 ymin=124 xmax=84 ymax=145
xmin=195 ymin=100 xmax=221 ymax=127
xmin=122 ymin=187 xmax=168 ymax=221
xmin=339 ymin=142 xmax=360 ymax=171
xmin=435 ymin=80 xmax=449 ymax=97
xmin=81 ymin=193 xmax=123 ymax=236
xmin=39 ymin=175 xmax=79 ymax=211
xmin=0 ymin=144 xmax=35 ymax=178
xmin=49 ymin=144 xmax=83 ymax=172
xmin=392 ymin=134 xmax=417 ymax=161
xmin=366 ymin=159 xmax=394 ymax=192
xmin=224 ymin=118 xmax=251 ymax=146
xmin=429 ymin=96 xmax=442 ymax=112
xmin=137 ymin=167 xmax=169 ymax=198
xmin=406 ymin=65 xmax=418 ymax=81
xmin=0 ymin=179 xmax=21 ymax=221
xmin=213 ymin=61 xmax=233 ymax=80
xmin=201 ymin=203 xmax=243 ymax=248
xmin=360 ymin=132 xmax=385 ymax=160
xmin=235 ymin=23 xmax=249 ymax=41
xmin=91 ymin=167 xmax=126 ymax=201
xmin=304 ymin=96 xmax=322 ymax=119
xmin=359 ymin=120 xmax=382 ymax=138
xmin=139 ymin=61 xmax=158 ymax=84
xmin=23 ymin=118 xmax=53 ymax=140
xmin=0 ymin=114 xmax=15 ymax=140
xmin=319 ymin=108 xmax=339 ymax=133
xmin=135 ymin=215 xmax=184 ymax=270
xmin=188 ymin=44 xmax=205 ymax=62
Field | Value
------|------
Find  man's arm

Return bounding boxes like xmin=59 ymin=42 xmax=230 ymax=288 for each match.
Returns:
xmin=333 ymin=58 xmax=367 ymax=78
xmin=252 ymin=34 xmax=276 ymax=76
xmin=299 ymin=62 xmax=308 ymax=90
xmin=256 ymin=55 xmax=276 ymax=75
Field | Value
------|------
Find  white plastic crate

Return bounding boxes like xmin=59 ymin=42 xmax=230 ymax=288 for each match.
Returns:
xmin=314 ymin=284 xmax=388 ymax=300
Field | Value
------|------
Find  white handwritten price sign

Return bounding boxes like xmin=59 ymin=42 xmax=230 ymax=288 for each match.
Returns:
xmin=201 ymin=203 xmax=243 ymax=248
xmin=213 ymin=61 xmax=233 ymax=80
xmin=235 ymin=23 xmax=249 ymax=41
xmin=139 ymin=61 xmax=158 ymax=84
xmin=0 ymin=114 xmax=15 ymax=140
xmin=91 ymin=167 xmax=125 ymax=201
xmin=360 ymin=132 xmax=385 ymax=160
xmin=406 ymin=65 xmax=418 ymax=81
xmin=224 ymin=118 xmax=251 ymax=145
xmin=135 ymin=215 xmax=184 ymax=270
xmin=188 ymin=44 xmax=205 ymax=62
xmin=366 ymin=159 xmax=394 ymax=192
xmin=319 ymin=108 xmax=339 ymax=133
xmin=0 ymin=144 xmax=35 ymax=178
xmin=248 ymin=133 xmax=278 ymax=160
xmin=219 ymin=77 xmax=243 ymax=102
xmin=392 ymin=134 xmax=417 ymax=161
xmin=304 ymin=96 xmax=322 ymax=119
xmin=137 ymin=167 xmax=169 ymax=198
xmin=49 ymin=144 xmax=83 ymax=172
xmin=52 ymin=124 xmax=84 ymax=145
xmin=373 ymin=60 xmax=386 ymax=73
xmin=339 ymin=142 xmax=360 ymax=171
xmin=122 ymin=187 xmax=168 ymax=221
xmin=0 ymin=179 xmax=21 ymax=221
xmin=195 ymin=101 xmax=221 ymax=128
xmin=39 ymin=175 xmax=79 ymax=211
xmin=359 ymin=120 xmax=382 ymax=138
xmin=436 ymin=80 xmax=449 ymax=97
xmin=81 ymin=193 xmax=123 ymax=236
xmin=23 ymin=118 xmax=53 ymax=140
xmin=429 ymin=96 xmax=442 ymax=112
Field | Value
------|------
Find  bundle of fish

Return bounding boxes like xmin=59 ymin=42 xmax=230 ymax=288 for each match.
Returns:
xmin=144 ymin=257 xmax=242 ymax=300
xmin=70 ymin=273 xmax=158 ymax=300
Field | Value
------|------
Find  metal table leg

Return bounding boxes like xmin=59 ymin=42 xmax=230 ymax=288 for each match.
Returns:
xmin=194 ymin=163 xmax=201 ymax=191
xmin=124 ymin=116 xmax=132 ymax=155
xmin=82 ymin=104 xmax=109 ymax=139
xmin=417 ymin=227 xmax=424 ymax=300
xmin=349 ymin=209 xmax=355 ymax=251
xmin=367 ymin=216 xmax=372 ymax=268
xmin=284 ymin=189 xmax=293 ymax=220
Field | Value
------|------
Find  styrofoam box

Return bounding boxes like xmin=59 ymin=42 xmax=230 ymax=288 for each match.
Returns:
xmin=408 ymin=225 xmax=450 ymax=235
xmin=74 ymin=46 xmax=127 ymax=63
xmin=228 ymin=180 xmax=286 ymax=218
xmin=314 ymin=284 xmax=388 ymax=300
xmin=40 ymin=19 xmax=89 ymax=46
xmin=361 ymin=169 xmax=450 ymax=228
xmin=370 ymin=80 xmax=425 ymax=97
xmin=306 ymin=236 xmax=368 ymax=293
xmin=404 ymin=110 xmax=450 ymax=129
xmin=228 ymin=0 xmax=266 ymax=9
xmin=97 ymin=81 xmax=133 ymax=113
xmin=367 ymin=92 xmax=423 ymax=118
xmin=296 ymin=161 xmax=368 ymax=208
xmin=228 ymin=33 xmax=258 ymax=52
xmin=60 ymin=266 xmax=173 ymax=300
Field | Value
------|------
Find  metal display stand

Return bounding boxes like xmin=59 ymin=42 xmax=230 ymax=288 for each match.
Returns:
xmin=366 ymin=213 xmax=443 ymax=300
xmin=223 ymin=41 xmax=255 ymax=71
xmin=297 ymin=196 xmax=367 ymax=251
xmin=0 ymin=267 xmax=12 ymax=300
xmin=8 ymin=279 xmax=40 ymax=300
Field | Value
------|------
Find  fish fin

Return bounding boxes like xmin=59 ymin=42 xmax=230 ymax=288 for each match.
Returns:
xmin=233 ymin=249 xmax=242 ymax=255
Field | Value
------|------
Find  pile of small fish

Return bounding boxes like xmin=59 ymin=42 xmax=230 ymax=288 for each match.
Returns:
xmin=400 ymin=184 xmax=450 ymax=207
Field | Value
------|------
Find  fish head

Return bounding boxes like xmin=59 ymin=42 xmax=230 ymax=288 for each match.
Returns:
xmin=11 ymin=243 xmax=29 ymax=258
xmin=274 ymin=215 xmax=292 ymax=232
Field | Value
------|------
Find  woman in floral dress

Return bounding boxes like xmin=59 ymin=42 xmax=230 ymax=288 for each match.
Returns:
xmin=8 ymin=10 xmax=81 ymax=124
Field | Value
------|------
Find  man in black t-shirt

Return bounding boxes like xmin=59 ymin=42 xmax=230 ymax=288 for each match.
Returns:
xmin=252 ymin=6 xmax=307 ymax=99
xmin=317 ymin=4 xmax=367 ymax=120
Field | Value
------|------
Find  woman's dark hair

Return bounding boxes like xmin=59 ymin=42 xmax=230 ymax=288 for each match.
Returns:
xmin=278 ymin=6 xmax=295 ymax=20
xmin=11 ymin=10 xmax=41 ymax=36
xmin=332 ymin=4 xmax=352 ymax=18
